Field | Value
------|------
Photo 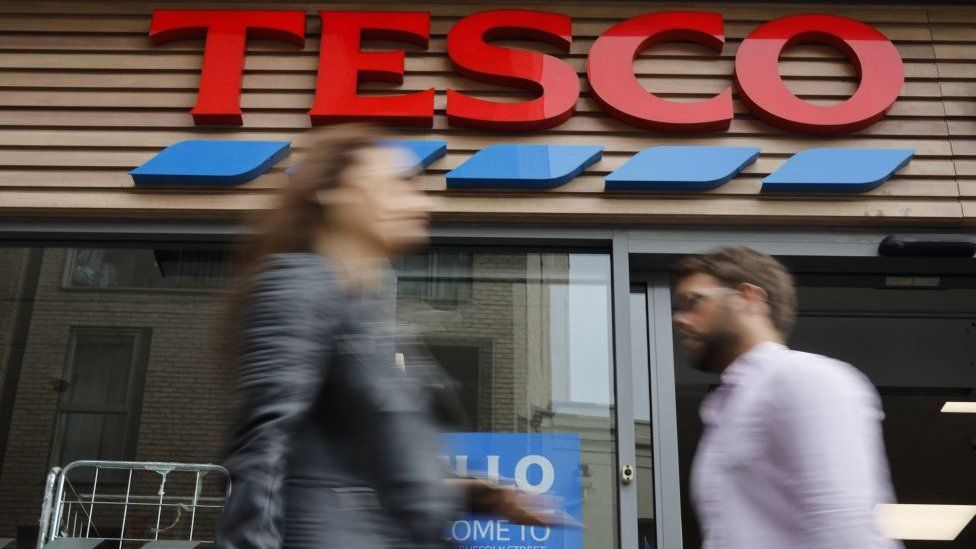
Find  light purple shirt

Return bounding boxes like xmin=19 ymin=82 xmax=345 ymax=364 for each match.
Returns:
xmin=691 ymin=341 xmax=903 ymax=549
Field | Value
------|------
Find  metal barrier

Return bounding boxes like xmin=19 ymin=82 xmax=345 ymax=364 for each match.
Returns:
xmin=37 ymin=461 xmax=230 ymax=549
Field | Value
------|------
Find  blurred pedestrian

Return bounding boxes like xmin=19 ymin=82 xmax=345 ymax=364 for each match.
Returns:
xmin=672 ymin=246 xmax=901 ymax=549
xmin=215 ymin=125 xmax=556 ymax=549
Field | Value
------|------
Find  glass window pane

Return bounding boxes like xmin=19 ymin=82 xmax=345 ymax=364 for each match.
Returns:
xmin=65 ymin=248 xmax=230 ymax=290
xmin=393 ymin=251 xmax=473 ymax=306
xmin=0 ymin=245 xmax=224 ymax=539
xmin=3 ymin=245 xmax=615 ymax=546
xmin=67 ymin=333 xmax=135 ymax=407
xmin=57 ymin=412 xmax=128 ymax=465
xmin=170 ymin=250 xmax=235 ymax=289
xmin=396 ymin=251 xmax=617 ymax=549
xmin=67 ymin=248 xmax=173 ymax=289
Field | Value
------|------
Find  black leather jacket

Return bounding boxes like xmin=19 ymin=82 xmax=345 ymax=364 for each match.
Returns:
xmin=215 ymin=253 xmax=462 ymax=549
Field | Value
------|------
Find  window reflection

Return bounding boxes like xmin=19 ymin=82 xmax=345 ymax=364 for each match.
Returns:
xmin=394 ymin=252 xmax=473 ymax=307
xmin=0 ymin=246 xmax=619 ymax=549
xmin=64 ymin=248 xmax=232 ymax=290
xmin=394 ymin=251 xmax=618 ymax=549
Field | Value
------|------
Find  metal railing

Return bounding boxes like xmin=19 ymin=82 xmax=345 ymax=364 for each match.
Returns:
xmin=38 ymin=461 xmax=230 ymax=549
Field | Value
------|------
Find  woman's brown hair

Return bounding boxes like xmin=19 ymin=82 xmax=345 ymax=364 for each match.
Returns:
xmin=238 ymin=124 xmax=384 ymax=274
xmin=222 ymin=124 xmax=384 ymax=356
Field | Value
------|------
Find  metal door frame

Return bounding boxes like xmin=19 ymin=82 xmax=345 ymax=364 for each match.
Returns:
xmin=622 ymin=272 xmax=682 ymax=549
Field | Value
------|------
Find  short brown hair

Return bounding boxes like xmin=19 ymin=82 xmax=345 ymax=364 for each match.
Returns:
xmin=673 ymin=245 xmax=797 ymax=336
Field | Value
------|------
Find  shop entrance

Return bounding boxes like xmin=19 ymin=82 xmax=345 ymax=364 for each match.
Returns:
xmin=1 ymin=226 xmax=973 ymax=549
xmin=628 ymin=248 xmax=976 ymax=549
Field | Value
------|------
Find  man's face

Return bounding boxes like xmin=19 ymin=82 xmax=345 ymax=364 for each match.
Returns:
xmin=673 ymin=272 xmax=740 ymax=373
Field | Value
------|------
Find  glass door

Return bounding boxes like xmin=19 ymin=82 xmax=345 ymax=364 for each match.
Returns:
xmin=670 ymin=270 xmax=976 ymax=547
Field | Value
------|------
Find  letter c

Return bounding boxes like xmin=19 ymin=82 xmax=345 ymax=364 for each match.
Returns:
xmin=587 ymin=11 xmax=733 ymax=132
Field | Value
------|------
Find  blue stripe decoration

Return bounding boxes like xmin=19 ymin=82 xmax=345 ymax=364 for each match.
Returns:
xmin=382 ymin=140 xmax=448 ymax=170
xmin=605 ymin=146 xmax=761 ymax=191
xmin=762 ymin=148 xmax=914 ymax=193
xmin=446 ymin=144 xmax=603 ymax=189
xmin=130 ymin=140 xmax=291 ymax=186
xmin=131 ymin=140 xmax=914 ymax=196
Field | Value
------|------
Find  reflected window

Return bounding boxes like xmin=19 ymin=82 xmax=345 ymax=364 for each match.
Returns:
xmin=52 ymin=328 xmax=150 ymax=475
xmin=549 ymin=254 xmax=614 ymax=416
xmin=64 ymin=248 xmax=232 ymax=290
xmin=394 ymin=251 xmax=473 ymax=307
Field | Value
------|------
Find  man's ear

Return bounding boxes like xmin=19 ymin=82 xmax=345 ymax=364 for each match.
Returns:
xmin=737 ymin=282 xmax=769 ymax=310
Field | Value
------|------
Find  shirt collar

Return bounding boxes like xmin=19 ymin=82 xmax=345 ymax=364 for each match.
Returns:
xmin=720 ymin=340 xmax=787 ymax=386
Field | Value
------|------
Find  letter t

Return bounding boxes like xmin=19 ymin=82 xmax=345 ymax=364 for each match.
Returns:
xmin=150 ymin=10 xmax=306 ymax=125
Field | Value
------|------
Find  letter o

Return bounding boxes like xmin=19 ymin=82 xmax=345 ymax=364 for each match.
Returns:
xmin=514 ymin=455 xmax=555 ymax=495
xmin=451 ymin=521 xmax=472 ymax=541
xmin=735 ymin=14 xmax=903 ymax=135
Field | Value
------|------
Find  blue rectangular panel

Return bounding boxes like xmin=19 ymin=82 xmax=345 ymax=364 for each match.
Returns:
xmin=441 ymin=433 xmax=583 ymax=549
xmin=130 ymin=140 xmax=290 ymax=186
xmin=446 ymin=145 xmax=602 ymax=189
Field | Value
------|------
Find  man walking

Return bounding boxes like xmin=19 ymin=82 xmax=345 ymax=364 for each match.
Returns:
xmin=672 ymin=246 xmax=901 ymax=549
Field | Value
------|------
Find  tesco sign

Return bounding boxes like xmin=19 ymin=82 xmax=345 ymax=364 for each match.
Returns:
xmin=149 ymin=9 xmax=905 ymax=135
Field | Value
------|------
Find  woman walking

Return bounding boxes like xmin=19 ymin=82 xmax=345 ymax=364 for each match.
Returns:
xmin=216 ymin=126 xmax=553 ymax=549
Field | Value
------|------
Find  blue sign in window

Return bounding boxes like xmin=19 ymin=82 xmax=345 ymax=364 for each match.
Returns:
xmin=441 ymin=433 xmax=583 ymax=549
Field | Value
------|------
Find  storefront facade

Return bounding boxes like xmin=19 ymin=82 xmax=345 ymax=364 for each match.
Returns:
xmin=0 ymin=1 xmax=974 ymax=548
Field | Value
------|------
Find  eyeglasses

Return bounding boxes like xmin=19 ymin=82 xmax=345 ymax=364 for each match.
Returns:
xmin=673 ymin=287 xmax=739 ymax=316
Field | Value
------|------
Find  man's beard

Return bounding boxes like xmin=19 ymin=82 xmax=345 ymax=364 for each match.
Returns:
xmin=689 ymin=329 xmax=738 ymax=373
xmin=688 ymin=306 xmax=739 ymax=374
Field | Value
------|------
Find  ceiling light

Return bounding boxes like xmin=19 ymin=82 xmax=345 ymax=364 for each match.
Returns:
xmin=941 ymin=402 xmax=976 ymax=413
xmin=876 ymin=504 xmax=976 ymax=540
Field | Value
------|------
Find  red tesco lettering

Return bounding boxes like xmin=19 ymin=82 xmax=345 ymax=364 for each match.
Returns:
xmin=446 ymin=9 xmax=579 ymax=131
xmin=308 ymin=11 xmax=434 ymax=126
xmin=149 ymin=9 xmax=904 ymax=135
xmin=149 ymin=10 xmax=306 ymax=126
